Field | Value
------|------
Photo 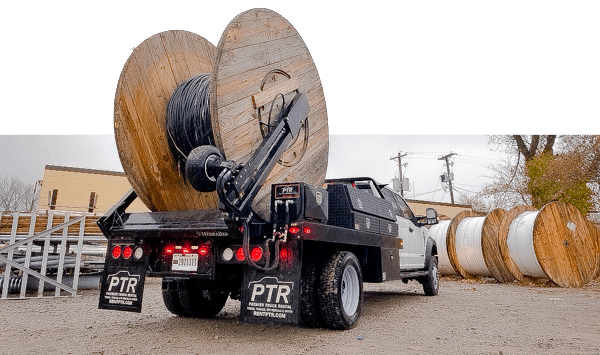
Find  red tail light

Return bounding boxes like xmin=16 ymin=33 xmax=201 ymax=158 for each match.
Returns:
xmin=288 ymin=226 xmax=300 ymax=234
xmin=250 ymin=247 xmax=263 ymax=261
xmin=279 ymin=247 xmax=289 ymax=261
xmin=165 ymin=246 xmax=174 ymax=254
xmin=122 ymin=246 xmax=133 ymax=259
xmin=112 ymin=246 xmax=122 ymax=259
xmin=303 ymin=227 xmax=311 ymax=234
xmin=198 ymin=245 xmax=210 ymax=256
xmin=182 ymin=247 xmax=191 ymax=254
xmin=236 ymin=247 xmax=245 ymax=261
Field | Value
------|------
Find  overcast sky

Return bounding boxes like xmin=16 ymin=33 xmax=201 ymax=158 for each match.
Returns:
xmin=0 ymin=134 xmax=505 ymax=204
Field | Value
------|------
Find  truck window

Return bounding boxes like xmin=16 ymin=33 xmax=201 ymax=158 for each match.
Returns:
xmin=380 ymin=188 xmax=401 ymax=216
xmin=382 ymin=188 xmax=414 ymax=220
xmin=395 ymin=194 xmax=415 ymax=220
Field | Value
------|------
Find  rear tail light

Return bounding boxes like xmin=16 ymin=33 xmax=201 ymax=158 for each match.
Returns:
xmin=303 ymin=227 xmax=311 ymax=234
xmin=288 ymin=226 xmax=300 ymax=234
xmin=122 ymin=246 xmax=133 ymax=259
xmin=111 ymin=246 xmax=122 ymax=259
xmin=236 ymin=247 xmax=245 ymax=261
xmin=279 ymin=247 xmax=289 ymax=261
xmin=250 ymin=247 xmax=263 ymax=261
xmin=198 ymin=245 xmax=210 ymax=257
xmin=165 ymin=246 xmax=175 ymax=254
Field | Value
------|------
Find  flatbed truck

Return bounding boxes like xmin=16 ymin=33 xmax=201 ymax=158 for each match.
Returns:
xmin=97 ymin=93 xmax=440 ymax=329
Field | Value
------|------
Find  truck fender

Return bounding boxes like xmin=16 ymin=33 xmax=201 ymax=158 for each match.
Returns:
xmin=424 ymin=236 xmax=438 ymax=270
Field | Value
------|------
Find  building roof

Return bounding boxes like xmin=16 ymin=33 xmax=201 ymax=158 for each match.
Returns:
xmin=405 ymin=198 xmax=472 ymax=209
xmin=45 ymin=165 xmax=126 ymax=177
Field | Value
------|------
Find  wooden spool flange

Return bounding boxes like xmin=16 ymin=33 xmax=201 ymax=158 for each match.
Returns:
xmin=498 ymin=205 xmax=538 ymax=284
xmin=114 ymin=30 xmax=217 ymax=212
xmin=480 ymin=208 xmax=515 ymax=283
xmin=446 ymin=210 xmax=482 ymax=279
xmin=532 ymin=201 xmax=600 ymax=287
xmin=210 ymin=8 xmax=328 ymax=218
xmin=114 ymin=9 xmax=329 ymax=217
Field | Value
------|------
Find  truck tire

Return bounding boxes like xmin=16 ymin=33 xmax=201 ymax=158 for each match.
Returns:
xmin=300 ymin=257 xmax=323 ymax=328
xmin=319 ymin=251 xmax=362 ymax=330
xmin=422 ymin=256 xmax=439 ymax=296
xmin=162 ymin=289 xmax=192 ymax=317
xmin=185 ymin=145 xmax=224 ymax=192
xmin=179 ymin=281 xmax=229 ymax=318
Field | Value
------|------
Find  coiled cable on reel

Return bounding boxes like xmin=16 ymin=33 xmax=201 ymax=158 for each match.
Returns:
xmin=166 ymin=73 xmax=215 ymax=178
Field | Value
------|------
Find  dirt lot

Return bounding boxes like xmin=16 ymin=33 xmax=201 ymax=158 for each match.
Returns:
xmin=0 ymin=276 xmax=599 ymax=355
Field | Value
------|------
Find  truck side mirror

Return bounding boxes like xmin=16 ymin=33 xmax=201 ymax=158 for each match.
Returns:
xmin=426 ymin=208 xmax=438 ymax=225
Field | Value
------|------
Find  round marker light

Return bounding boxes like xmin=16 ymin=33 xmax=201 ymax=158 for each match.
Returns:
xmin=111 ymin=246 xmax=122 ymax=259
xmin=222 ymin=247 xmax=234 ymax=261
xmin=236 ymin=247 xmax=245 ymax=261
xmin=122 ymin=246 xmax=133 ymax=259
xmin=134 ymin=247 xmax=144 ymax=260
xmin=250 ymin=247 xmax=263 ymax=262
xmin=198 ymin=245 xmax=209 ymax=257
xmin=303 ymin=227 xmax=311 ymax=234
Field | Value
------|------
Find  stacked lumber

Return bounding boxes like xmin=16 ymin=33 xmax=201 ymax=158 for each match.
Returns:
xmin=0 ymin=213 xmax=102 ymax=236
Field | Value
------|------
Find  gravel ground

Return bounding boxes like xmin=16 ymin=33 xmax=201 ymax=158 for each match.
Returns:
xmin=0 ymin=276 xmax=599 ymax=355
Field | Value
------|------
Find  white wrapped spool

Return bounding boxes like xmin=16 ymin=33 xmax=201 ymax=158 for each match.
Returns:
xmin=499 ymin=202 xmax=600 ymax=287
xmin=455 ymin=217 xmax=491 ymax=277
xmin=429 ymin=220 xmax=456 ymax=275
xmin=506 ymin=211 xmax=546 ymax=278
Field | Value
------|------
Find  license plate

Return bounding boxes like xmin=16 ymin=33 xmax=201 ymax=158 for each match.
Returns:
xmin=172 ymin=254 xmax=198 ymax=271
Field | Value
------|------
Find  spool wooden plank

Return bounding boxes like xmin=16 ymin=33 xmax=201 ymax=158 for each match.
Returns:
xmin=210 ymin=8 xmax=329 ymax=219
xmin=480 ymin=208 xmax=515 ymax=282
xmin=498 ymin=205 xmax=538 ymax=284
xmin=533 ymin=201 xmax=600 ymax=287
xmin=446 ymin=210 xmax=482 ymax=279
xmin=114 ymin=30 xmax=218 ymax=211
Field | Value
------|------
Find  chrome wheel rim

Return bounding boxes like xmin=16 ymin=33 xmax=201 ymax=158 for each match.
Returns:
xmin=341 ymin=265 xmax=360 ymax=317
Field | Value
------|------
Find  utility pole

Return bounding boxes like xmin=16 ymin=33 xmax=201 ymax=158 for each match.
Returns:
xmin=390 ymin=151 xmax=408 ymax=197
xmin=438 ymin=152 xmax=456 ymax=204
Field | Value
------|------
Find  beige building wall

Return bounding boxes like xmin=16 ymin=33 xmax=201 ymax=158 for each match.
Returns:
xmin=406 ymin=198 xmax=472 ymax=220
xmin=37 ymin=165 xmax=149 ymax=215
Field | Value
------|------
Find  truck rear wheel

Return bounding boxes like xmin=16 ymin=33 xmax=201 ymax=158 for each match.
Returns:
xmin=162 ymin=289 xmax=191 ymax=317
xmin=179 ymin=282 xmax=229 ymax=318
xmin=300 ymin=257 xmax=323 ymax=328
xmin=319 ymin=251 xmax=362 ymax=330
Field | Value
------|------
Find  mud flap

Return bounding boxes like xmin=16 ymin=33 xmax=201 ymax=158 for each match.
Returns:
xmin=98 ymin=239 xmax=149 ymax=313
xmin=240 ymin=242 xmax=302 ymax=326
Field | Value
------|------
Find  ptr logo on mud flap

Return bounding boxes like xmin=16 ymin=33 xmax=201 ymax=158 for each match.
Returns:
xmin=103 ymin=270 xmax=141 ymax=306
xmin=247 ymin=277 xmax=294 ymax=319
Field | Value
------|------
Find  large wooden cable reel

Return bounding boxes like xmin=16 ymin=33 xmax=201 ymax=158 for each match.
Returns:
xmin=114 ymin=8 xmax=329 ymax=218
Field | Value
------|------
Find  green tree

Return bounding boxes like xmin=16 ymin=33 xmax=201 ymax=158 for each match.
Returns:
xmin=478 ymin=135 xmax=599 ymax=217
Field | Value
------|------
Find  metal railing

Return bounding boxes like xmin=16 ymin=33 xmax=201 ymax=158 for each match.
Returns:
xmin=0 ymin=212 xmax=105 ymax=299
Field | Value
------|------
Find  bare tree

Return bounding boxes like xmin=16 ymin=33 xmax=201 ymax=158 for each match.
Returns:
xmin=0 ymin=175 xmax=39 ymax=212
